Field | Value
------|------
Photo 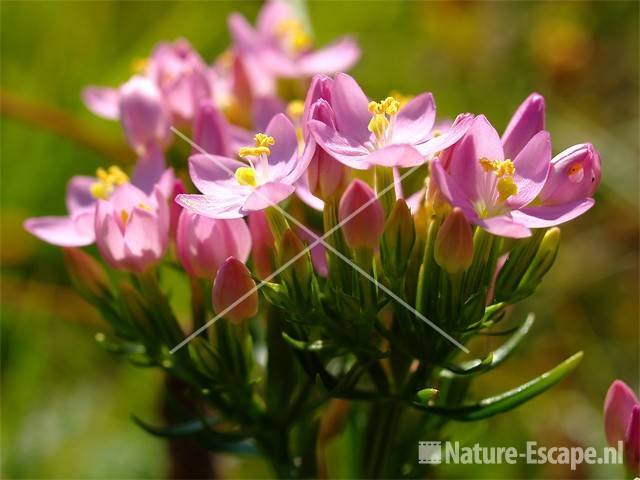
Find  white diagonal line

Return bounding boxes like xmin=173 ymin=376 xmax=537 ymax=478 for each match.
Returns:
xmin=169 ymin=126 xmax=468 ymax=354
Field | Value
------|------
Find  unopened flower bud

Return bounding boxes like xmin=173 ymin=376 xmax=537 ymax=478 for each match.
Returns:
xmin=63 ymin=248 xmax=111 ymax=299
xmin=502 ymin=93 xmax=546 ymax=159
xmin=434 ymin=208 xmax=473 ymax=274
xmin=381 ymin=199 xmax=416 ymax=278
xmin=307 ymin=147 xmax=347 ymax=200
xmin=338 ymin=180 xmax=384 ymax=250
xmin=212 ymin=257 xmax=258 ymax=324
xmin=278 ymin=229 xmax=312 ymax=293
xmin=248 ymin=211 xmax=275 ymax=279
xmin=518 ymin=227 xmax=560 ymax=292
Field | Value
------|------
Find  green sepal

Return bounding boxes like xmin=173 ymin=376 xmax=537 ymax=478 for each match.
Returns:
xmin=282 ymin=332 xmax=335 ymax=352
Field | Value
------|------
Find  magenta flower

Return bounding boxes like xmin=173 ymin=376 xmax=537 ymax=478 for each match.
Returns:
xmin=228 ymin=1 xmax=360 ymax=79
xmin=308 ymin=73 xmax=473 ymax=169
xmin=431 ymin=115 xmax=552 ymax=238
xmin=212 ymin=257 xmax=259 ymax=324
xmin=95 ymin=183 xmax=170 ymax=273
xmin=339 ymin=180 xmax=384 ymax=250
xmin=177 ymin=209 xmax=251 ymax=279
xmin=501 ymin=92 xmax=546 ymax=160
xmin=24 ymin=164 xmax=174 ymax=247
xmin=177 ymin=114 xmax=308 ymax=219
xmin=604 ymin=380 xmax=640 ymax=474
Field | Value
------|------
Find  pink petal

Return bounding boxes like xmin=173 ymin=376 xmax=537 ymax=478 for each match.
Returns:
xmin=295 ymin=179 xmax=325 ymax=211
xmin=429 ymin=160 xmax=479 ymax=221
xmin=95 ymin=201 xmax=126 ymax=267
xmin=256 ymin=0 xmax=292 ymax=38
xmin=108 ymin=183 xmax=148 ymax=215
xmin=366 ymin=144 xmax=425 ymax=168
xmin=507 ymin=130 xmax=551 ymax=209
xmin=81 ymin=86 xmax=120 ymax=120
xmin=252 ymin=96 xmax=286 ymax=132
xmin=502 ymin=93 xmax=545 ymax=160
xmin=131 ymin=143 xmax=167 ymax=195
xmin=176 ymin=193 xmax=249 ymax=220
xmin=24 ymin=214 xmax=95 ymax=247
xmin=265 ymin=113 xmax=299 ymax=180
xmin=192 ymin=100 xmax=232 ymax=156
xmin=392 ymin=93 xmax=436 ymax=145
xmin=228 ymin=13 xmax=259 ymax=51
xmin=299 ymin=37 xmax=361 ymax=76
xmin=242 ymin=182 xmax=295 ymax=212
xmin=331 ymin=73 xmax=371 ymax=144
xmin=448 ymin=115 xmax=503 ymax=203
xmin=512 ymin=198 xmax=595 ymax=228
xmin=477 ymin=215 xmax=532 ymax=239
xmin=66 ymin=176 xmax=96 ymax=214
xmin=406 ymin=188 xmax=425 ymax=214
xmin=189 ymin=153 xmax=246 ymax=194
xmin=308 ymin=120 xmax=370 ymax=169
xmin=414 ymin=113 xmax=474 ymax=157
xmin=124 ymin=205 xmax=166 ymax=266
xmin=624 ymin=405 xmax=640 ymax=471
xmin=604 ymin=380 xmax=640 ymax=446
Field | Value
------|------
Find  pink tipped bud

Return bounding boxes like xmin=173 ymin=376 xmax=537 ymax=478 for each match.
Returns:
xmin=625 ymin=406 xmax=640 ymax=474
xmin=118 ymin=75 xmax=170 ymax=154
xmin=192 ymin=100 xmax=232 ymax=156
xmin=176 ymin=210 xmax=251 ymax=279
xmin=307 ymin=147 xmax=347 ymax=200
xmin=502 ymin=92 xmax=546 ymax=159
xmin=63 ymin=248 xmax=111 ymax=299
xmin=338 ymin=180 xmax=384 ymax=250
xmin=212 ymin=257 xmax=258 ymax=324
xmin=434 ymin=208 xmax=473 ymax=273
xmin=248 ymin=211 xmax=275 ymax=279
xmin=539 ymin=143 xmax=601 ymax=205
xmin=604 ymin=380 xmax=640 ymax=447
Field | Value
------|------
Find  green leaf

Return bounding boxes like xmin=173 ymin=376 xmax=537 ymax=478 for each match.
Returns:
xmin=414 ymin=351 xmax=583 ymax=421
xmin=282 ymin=332 xmax=334 ymax=352
xmin=132 ymin=415 xmax=219 ymax=437
xmin=444 ymin=313 xmax=535 ymax=376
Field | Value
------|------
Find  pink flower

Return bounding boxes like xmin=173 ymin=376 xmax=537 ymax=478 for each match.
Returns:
xmin=228 ymin=1 xmax=360 ymax=79
xmin=604 ymin=380 xmax=640 ymax=474
xmin=118 ymin=75 xmax=171 ymax=155
xmin=511 ymin=143 xmax=601 ymax=228
xmin=95 ymin=183 xmax=170 ymax=273
xmin=212 ymin=257 xmax=258 ymax=324
xmin=338 ymin=180 xmax=384 ymax=250
xmin=25 ymin=164 xmax=174 ymax=248
xmin=146 ymin=38 xmax=211 ymax=123
xmin=248 ymin=211 xmax=275 ymax=279
xmin=83 ymin=39 xmax=210 ymax=125
xmin=308 ymin=73 xmax=473 ymax=169
xmin=501 ymin=93 xmax=546 ymax=160
xmin=176 ymin=210 xmax=251 ymax=279
xmin=431 ymin=115 xmax=552 ymax=238
xmin=177 ymin=114 xmax=308 ymax=219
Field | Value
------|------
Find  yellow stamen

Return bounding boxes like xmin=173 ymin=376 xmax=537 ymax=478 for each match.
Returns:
xmin=287 ymin=100 xmax=305 ymax=120
xmin=497 ymin=176 xmax=519 ymax=201
xmin=131 ymin=57 xmax=148 ymax=74
xmin=389 ymin=90 xmax=413 ymax=109
xmin=120 ymin=209 xmax=129 ymax=225
xmin=275 ymin=18 xmax=312 ymax=53
xmin=239 ymin=146 xmax=271 ymax=158
xmin=90 ymin=166 xmax=130 ymax=199
xmin=368 ymin=96 xmax=401 ymax=116
xmin=254 ymin=133 xmax=275 ymax=148
xmin=368 ymin=114 xmax=390 ymax=141
xmin=137 ymin=202 xmax=152 ymax=212
xmin=235 ymin=167 xmax=257 ymax=187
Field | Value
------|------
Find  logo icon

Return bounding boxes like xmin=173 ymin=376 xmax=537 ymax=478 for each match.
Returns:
xmin=419 ymin=441 xmax=442 ymax=464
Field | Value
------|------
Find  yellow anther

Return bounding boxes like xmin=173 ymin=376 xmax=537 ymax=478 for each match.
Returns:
xmin=497 ymin=176 xmax=519 ymax=201
xmin=90 ymin=165 xmax=130 ymax=199
xmin=479 ymin=157 xmax=498 ymax=172
xmin=131 ymin=57 xmax=149 ymax=74
xmin=479 ymin=158 xmax=515 ymax=178
xmin=275 ymin=18 xmax=312 ymax=53
xmin=239 ymin=146 xmax=271 ymax=158
xmin=235 ymin=167 xmax=257 ymax=187
xmin=389 ymin=90 xmax=413 ymax=109
xmin=368 ymin=114 xmax=390 ymax=141
xmin=90 ymin=182 xmax=110 ymax=200
xmin=368 ymin=101 xmax=383 ymax=114
xmin=287 ymin=100 xmax=305 ymax=120
xmin=381 ymin=96 xmax=400 ymax=115
xmin=137 ymin=202 xmax=152 ymax=212
xmin=120 ymin=209 xmax=129 ymax=225
xmin=254 ymin=133 xmax=275 ymax=148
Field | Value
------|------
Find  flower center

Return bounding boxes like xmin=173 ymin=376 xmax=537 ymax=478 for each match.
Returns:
xmin=236 ymin=133 xmax=275 ymax=187
xmin=567 ymin=162 xmax=584 ymax=183
xmin=368 ymin=96 xmax=400 ymax=148
xmin=90 ymin=166 xmax=129 ymax=199
xmin=275 ymin=19 xmax=312 ymax=54
xmin=479 ymin=158 xmax=519 ymax=202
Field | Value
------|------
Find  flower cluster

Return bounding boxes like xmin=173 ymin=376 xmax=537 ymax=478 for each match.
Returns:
xmin=24 ymin=1 xmax=611 ymax=478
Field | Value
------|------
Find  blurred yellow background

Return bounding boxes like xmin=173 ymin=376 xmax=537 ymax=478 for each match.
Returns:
xmin=1 ymin=1 xmax=638 ymax=478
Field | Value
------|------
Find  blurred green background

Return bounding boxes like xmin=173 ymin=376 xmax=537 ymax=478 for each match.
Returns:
xmin=1 ymin=1 xmax=638 ymax=478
